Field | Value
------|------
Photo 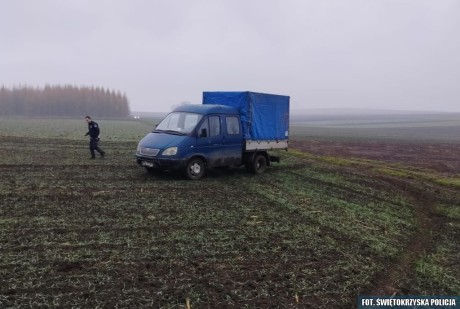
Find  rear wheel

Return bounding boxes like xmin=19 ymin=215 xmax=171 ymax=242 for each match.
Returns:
xmin=247 ymin=154 xmax=267 ymax=174
xmin=185 ymin=158 xmax=205 ymax=180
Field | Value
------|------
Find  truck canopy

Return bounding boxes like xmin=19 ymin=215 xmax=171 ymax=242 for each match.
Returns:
xmin=202 ymin=91 xmax=290 ymax=141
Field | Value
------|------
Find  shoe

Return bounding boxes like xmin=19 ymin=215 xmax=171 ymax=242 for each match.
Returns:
xmin=90 ymin=157 xmax=96 ymax=160
xmin=100 ymin=152 xmax=105 ymax=158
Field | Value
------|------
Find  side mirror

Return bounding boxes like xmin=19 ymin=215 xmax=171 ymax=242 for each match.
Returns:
xmin=200 ymin=128 xmax=207 ymax=137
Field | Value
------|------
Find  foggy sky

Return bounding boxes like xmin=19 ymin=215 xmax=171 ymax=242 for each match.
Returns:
xmin=1 ymin=0 xmax=459 ymax=112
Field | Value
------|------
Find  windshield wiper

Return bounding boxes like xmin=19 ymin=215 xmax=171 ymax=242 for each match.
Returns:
xmin=163 ymin=130 xmax=186 ymax=136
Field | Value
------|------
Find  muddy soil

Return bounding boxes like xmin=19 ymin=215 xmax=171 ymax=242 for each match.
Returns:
xmin=290 ymin=139 xmax=460 ymax=175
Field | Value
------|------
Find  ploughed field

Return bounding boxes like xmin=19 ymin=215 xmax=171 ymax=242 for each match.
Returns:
xmin=0 ymin=119 xmax=459 ymax=308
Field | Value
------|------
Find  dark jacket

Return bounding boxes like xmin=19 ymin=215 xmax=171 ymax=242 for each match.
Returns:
xmin=86 ymin=121 xmax=100 ymax=138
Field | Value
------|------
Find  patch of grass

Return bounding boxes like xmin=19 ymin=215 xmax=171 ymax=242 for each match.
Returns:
xmin=434 ymin=178 xmax=460 ymax=188
xmin=373 ymin=167 xmax=411 ymax=178
xmin=412 ymin=233 xmax=460 ymax=295
xmin=437 ymin=203 xmax=460 ymax=220
xmin=375 ymin=167 xmax=460 ymax=189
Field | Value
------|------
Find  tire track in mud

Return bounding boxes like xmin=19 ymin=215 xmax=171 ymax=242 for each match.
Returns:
xmin=291 ymin=157 xmax=439 ymax=295
xmin=369 ymin=177 xmax=438 ymax=295
xmin=284 ymin=154 xmax=439 ymax=295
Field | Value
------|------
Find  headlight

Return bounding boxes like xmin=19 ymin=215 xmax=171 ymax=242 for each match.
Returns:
xmin=162 ymin=147 xmax=178 ymax=156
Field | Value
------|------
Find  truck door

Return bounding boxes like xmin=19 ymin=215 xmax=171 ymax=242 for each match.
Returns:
xmin=223 ymin=115 xmax=243 ymax=165
xmin=195 ymin=115 xmax=224 ymax=167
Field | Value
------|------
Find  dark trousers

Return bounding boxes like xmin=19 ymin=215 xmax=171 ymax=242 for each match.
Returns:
xmin=89 ymin=138 xmax=104 ymax=158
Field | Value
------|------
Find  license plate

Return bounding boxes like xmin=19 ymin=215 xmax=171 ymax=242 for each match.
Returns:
xmin=141 ymin=161 xmax=154 ymax=167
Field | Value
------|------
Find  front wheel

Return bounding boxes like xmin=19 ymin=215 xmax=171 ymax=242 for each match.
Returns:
xmin=185 ymin=158 xmax=205 ymax=180
xmin=247 ymin=154 xmax=267 ymax=174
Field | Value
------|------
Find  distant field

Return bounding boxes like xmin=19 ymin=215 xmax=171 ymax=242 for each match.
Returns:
xmin=0 ymin=118 xmax=459 ymax=308
xmin=290 ymin=113 xmax=460 ymax=142
xmin=0 ymin=118 xmax=154 ymax=142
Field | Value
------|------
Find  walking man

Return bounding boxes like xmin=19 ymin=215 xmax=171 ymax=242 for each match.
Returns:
xmin=84 ymin=116 xmax=105 ymax=159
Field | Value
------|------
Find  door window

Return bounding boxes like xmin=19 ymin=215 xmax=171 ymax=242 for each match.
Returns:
xmin=198 ymin=118 xmax=209 ymax=137
xmin=226 ymin=116 xmax=240 ymax=135
xmin=209 ymin=116 xmax=220 ymax=137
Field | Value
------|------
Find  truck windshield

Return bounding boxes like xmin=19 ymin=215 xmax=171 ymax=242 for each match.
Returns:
xmin=154 ymin=112 xmax=202 ymax=135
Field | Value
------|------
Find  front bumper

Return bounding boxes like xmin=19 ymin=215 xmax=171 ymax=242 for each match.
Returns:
xmin=136 ymin=155 xmax=187 ymax=171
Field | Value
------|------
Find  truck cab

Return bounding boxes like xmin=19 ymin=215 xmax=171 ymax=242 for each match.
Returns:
xmin=136 ymin=104 xmax=244 ymax=179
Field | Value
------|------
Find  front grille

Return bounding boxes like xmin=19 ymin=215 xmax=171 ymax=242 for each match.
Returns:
xmin=139 ymin=147 xmax=160 ymax=157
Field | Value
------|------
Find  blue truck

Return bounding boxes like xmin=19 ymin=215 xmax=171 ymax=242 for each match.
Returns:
xmin=136 ymin=91 xmax=290 ymax=180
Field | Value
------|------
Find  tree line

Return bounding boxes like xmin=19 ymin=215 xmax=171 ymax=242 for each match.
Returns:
xmin=0 ymin=85 xmax=131 ymax=118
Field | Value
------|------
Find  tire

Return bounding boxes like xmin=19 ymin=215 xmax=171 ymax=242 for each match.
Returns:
xmin=185 ymin=158 xmax=205 ymax=180
xmin=248 ymin=154 xmax=267 ymax=174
